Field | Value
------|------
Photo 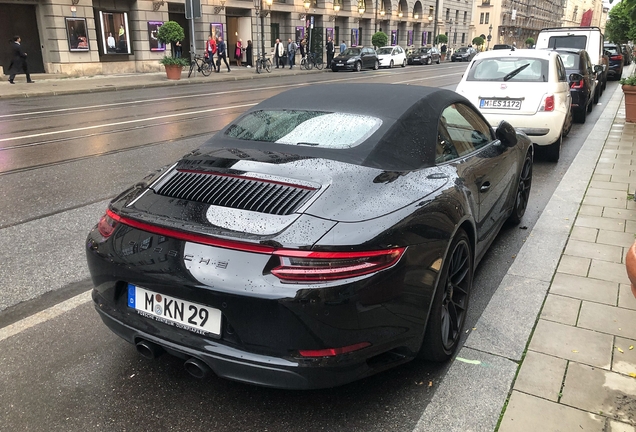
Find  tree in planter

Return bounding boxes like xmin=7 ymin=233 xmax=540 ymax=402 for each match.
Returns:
xmin=435 ymin=34 xmax=448 ymax=47
xmin=472 ymin=36 xmax=485 ymax=51
xmin=156 ymin=21 xmax=189 ymax=68
xmin=620 ymin=74 xmax=636 ymax=122
xmin=372 ymin=32 xmax=389 ymax=49
xmin=525 ymin=37 xmax=534 ymax=48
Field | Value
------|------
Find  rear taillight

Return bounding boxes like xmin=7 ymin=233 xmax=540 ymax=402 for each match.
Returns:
xmin=97 ymin=212 xmax=118 ymax=238
xmin=271 ymin=248 xmax=406 ymax=282
xmin=611 ymin=55 xmax=623 ymax=61
xmin=541 ymin=95 xmax=555 ymax=112
xmin=570 ymin=79 xmax=584 ymax=89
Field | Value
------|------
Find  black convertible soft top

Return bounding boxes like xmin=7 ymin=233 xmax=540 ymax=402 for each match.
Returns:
xmin=203 ymin=83 xmax=475 ymax=171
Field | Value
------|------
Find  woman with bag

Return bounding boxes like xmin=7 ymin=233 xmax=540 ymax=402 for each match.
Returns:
xmin=206 ymin=35 xmax=217 ymax=72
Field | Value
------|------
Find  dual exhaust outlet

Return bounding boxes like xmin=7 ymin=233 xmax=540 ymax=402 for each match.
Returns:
xmin=135 ymin=339 xmax=211 ymax=379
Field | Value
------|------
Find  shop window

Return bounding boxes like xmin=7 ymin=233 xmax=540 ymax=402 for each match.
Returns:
xmin=98 ymin=11 xmax=132 ymax=54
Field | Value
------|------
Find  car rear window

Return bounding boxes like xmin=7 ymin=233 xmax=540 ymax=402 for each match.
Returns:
xmin=547 ymin=35 xmax=587 ymax=50
xmin=466 ymin=57 xmax=549 ymax=82
xmin=605 ymin=45 xmax=619 ymax=55
xmin=225 ymin=110 xmax=382 ymax=149
xmin=559 ymin=53 xmax=580 ymax=69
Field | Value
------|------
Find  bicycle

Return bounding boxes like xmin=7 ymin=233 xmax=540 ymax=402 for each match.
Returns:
xmin=255 ymin=53 xmax=272 ymax=74
xmin=301 ymin=52 xmax=324 ymax=71
xmin=187 ymin=54 xmax=212 ymax=78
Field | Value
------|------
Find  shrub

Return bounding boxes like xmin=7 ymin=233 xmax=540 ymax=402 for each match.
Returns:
xmin=472 ymin=36 xmax=485 ymax=47
xmin=372 ymin=32 xmax=389 ymax=49
xmin=157 ymin=21 xmax=185 ymax=59
xmin=620 ymin=74 xmax=636 ymax=86
xmin=436 ymin=34 xmax=448 ymax=45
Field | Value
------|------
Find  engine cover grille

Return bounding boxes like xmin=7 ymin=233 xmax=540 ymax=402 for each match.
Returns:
xmin=155 ymin=170 xmax=317 ymax=216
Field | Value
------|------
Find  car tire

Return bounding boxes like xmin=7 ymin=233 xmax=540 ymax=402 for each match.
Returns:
xmin=402 ymin=59 xmax=406 ymax=67
xmin=373 ymin=60 xmax=379 ymax=70
xmin=355 ymin=61 xmax=361 ymax=72
xmin=389 ymin=60 xmax=394 ymax=68
xmin=573 ymin=108 xmax=587 ymax=124
xmin=544 ymin=132 xmax=562 ymax=162
xmin=587 ymin=97 xmax=594 ymax=113
xmin=507 ymin=151 xmax=533 ymax=225
xmin=418 ymin=229 xmax=472 ymax=362
xmin=426 ymin=57 xmax=432 ymax=65
xmin=436 ymin=57 xmax=440 ymax=64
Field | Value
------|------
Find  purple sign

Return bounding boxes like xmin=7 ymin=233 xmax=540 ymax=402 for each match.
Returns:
xmin=148 ymin=21 xmax=165 ymax=51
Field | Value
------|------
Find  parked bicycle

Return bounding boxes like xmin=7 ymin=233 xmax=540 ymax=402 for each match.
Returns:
xmin=187 ymin=54 xmax=212 ymax=78
xmin=301 ymin=52 xmax=324 ymax=71
xmin=255 ymin=53 xmax=272 ymax=74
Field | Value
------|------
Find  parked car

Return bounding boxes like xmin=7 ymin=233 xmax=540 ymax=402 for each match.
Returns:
xmin=407 ymin=47 xmax=440 ymax=65
xmin=604 ymin=43 xmax=624 ymax=80
xmin=536 ymin=27 xmax=608 ymax=95
xmin=451 ymin=47 xmax=478 ymax=62
xmin=622 ymin=44 xmax=633 ymax=65
xmin=86 ymin=83 xmax=532 ymax=390
xmin=376 ymin=45 xmax=407 ymax=68
xmin=493 ymin=44 xmax=514 ymax=50
xmin=331 ymin=47 xmax=379 ymax=72
xmin=456 ymin=49 xmax=572 ymax=161
xmin=554 ymin=48 xmax=600 ymax=123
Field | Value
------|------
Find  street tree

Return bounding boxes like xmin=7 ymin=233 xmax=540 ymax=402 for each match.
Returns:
xmin=472 ymin=36 xmax=485 ymax=49
xmin=525 ymin=37 xmax=535 ymax=48
xmin=372 ymin=32 xmax=388 ymax=49
xmin=605 ymin=1 xmax=635 ymax=43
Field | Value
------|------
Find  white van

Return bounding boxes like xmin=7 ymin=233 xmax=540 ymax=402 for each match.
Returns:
xmin=535 ymin=27 xmax=608 ymax=101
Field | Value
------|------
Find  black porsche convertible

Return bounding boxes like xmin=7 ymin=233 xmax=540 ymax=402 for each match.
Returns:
xmin=86 ymin=84 xmax=533 ymax=389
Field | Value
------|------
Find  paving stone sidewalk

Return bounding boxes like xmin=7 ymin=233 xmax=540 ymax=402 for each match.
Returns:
xmin=499 ymin=95 xmax=636 ymax=431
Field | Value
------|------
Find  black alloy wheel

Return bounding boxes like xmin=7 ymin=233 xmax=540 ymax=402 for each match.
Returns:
xmin=419 ymin=229 xmax=472 ymax=361
xmin=508 ymin=152 xmax=533 ymax=225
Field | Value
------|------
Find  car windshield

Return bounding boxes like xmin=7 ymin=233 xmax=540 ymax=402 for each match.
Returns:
xmin=225 ymin=110 xmax=382 ymax=149
xmin=466 ymin=57 xmax=549 ymax=82
xmin=376 ymin=47 xmax=393 ymax=55
xmin=559 ymin=53 xmax=580 ymax=69
xmin=456 ymin=48 xmax=469 ymax=53
xmin=417 ymin=48 xmax=430 ymax=54
xmin=342 ymin=48 xmax=361 ymax=56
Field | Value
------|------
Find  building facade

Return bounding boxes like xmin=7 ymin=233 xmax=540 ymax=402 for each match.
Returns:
xmin=0 ymin=0 xmax=474 ymax=76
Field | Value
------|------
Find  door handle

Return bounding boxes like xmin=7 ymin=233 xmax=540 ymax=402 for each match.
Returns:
xmin=480 ymin=182 xmax=491 ymax=192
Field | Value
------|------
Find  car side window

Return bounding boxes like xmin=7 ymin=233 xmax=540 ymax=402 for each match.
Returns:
xmin=436 ymin=103 xmax=493 ymax=164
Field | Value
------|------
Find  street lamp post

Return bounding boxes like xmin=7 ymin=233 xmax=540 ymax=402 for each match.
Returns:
xmin=486 ymin=23 xmax=492 ymax=50
xmin=304 ymin=1 xmax=311 ymax=53
xmin=253 ymin=0 xmax=272 ymax=67
xmin=433 ymin=0 xmax=439 ymax=45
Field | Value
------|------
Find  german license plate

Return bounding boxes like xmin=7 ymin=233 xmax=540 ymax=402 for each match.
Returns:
xmin=127 ymin=284 xmax=222 ymax=336
xmin=480 ymin=99 xmax=522 ymax=109
xmin=337 ymin=63 xmax=344 ymax=66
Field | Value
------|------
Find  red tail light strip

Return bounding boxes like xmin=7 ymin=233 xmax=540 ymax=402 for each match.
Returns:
xmin=104 ymin=210 xmax=406 ymax=281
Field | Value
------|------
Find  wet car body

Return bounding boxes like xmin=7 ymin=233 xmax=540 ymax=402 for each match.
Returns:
xmin=604 ymin=43 xmax=624 ymax=80
xmin=86 ymin=84 xmax=533 ymax=390
xmin=407 ymin=47 xmax=441 ymax=65
xmin=451 ymin=47 xmax=477 ymax=62
xmin=331 ymin=47 xmax=378 ymax=71
xmin=553 ymin=48 xmax=599 ymax=123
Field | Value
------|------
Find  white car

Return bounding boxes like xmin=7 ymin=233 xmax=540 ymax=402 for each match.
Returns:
xmin=455 ymin=49 xmax=572 ymax=161
xmin=376 ymin=45 xmax=407 ymax=68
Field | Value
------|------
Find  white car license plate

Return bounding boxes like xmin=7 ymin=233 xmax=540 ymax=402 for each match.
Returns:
xmin=337 ymin=63 xmax=344 ymax=66
xmin=127 ymin=284 xmax=222 ymax=336
xmin=480 ymin=99 xmax=522 ymax=110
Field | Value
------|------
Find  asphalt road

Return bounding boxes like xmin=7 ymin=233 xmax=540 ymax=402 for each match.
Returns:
xmin=0 ymin=64 xmax=618 ymax=431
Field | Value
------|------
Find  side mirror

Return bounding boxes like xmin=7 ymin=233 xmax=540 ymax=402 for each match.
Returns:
xmin=593 ymin=64 xmax=603 ymax=73
xmin=569 ymin=73 xmax=583 ymax=82
xmin=496 ymin=120 xmax=518 ymax=147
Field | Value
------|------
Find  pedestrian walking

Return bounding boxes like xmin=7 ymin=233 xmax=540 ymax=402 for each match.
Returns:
xmin=175 ymin=40 xmax=182 ymax=58
xmin=326 ymin=36 xmax=335 ymax=67
xmin=205 ymin=35 xmax=217 ymax=72
xmin=274 ymin=38 xmax=284 ymax=68
xmin=287 ymin=38 xmax=297 ymax=69
xmin=246 ymin=40 xmax=253 ymax=67
xmin=234 ymin=39 xmax=243 ymax=67
xmin=340 ymin=40 xmax=346 ymax=54
xmin=8 ymin=36 xmax=34 ymax=84
xmin=216 ymin=36 xmax=231 ymax=72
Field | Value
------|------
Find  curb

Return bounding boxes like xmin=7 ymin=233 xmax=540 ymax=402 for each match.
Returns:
xmin=412 ymin=83 xmax=626 ymax=432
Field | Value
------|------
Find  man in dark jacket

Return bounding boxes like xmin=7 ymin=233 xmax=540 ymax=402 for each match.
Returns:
xmin=215 ymin=37 xmax=231 ymax=72
xmin=326 ymin=37 xmax=335 ymax=68
xmin=8 ymin=36 xmax=34 ymax=84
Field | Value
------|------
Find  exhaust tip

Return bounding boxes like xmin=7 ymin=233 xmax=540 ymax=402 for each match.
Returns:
xmin=135 ymin=340 xmax=164 ymax=359
xmin=184 ymin=358 xmax=211 ymax=379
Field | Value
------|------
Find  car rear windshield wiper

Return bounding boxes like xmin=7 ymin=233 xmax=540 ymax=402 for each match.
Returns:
xmin=296 ymin=142 xmax=319 ymax=146
xmin=503 ymin=63 xmax=530 ymax=81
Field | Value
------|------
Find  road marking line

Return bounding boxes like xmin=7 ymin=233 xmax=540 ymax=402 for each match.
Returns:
xmin=0 ymin=291 xmax=91 ymax=343
xmin=0 ymin=103 xmax=257 ymax=143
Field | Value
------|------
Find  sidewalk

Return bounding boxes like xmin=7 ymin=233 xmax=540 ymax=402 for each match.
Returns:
xmin=0 ymin=65 xmax=325 ymax=99
xmin=498 ymin=88 xmax=636 ymax=431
